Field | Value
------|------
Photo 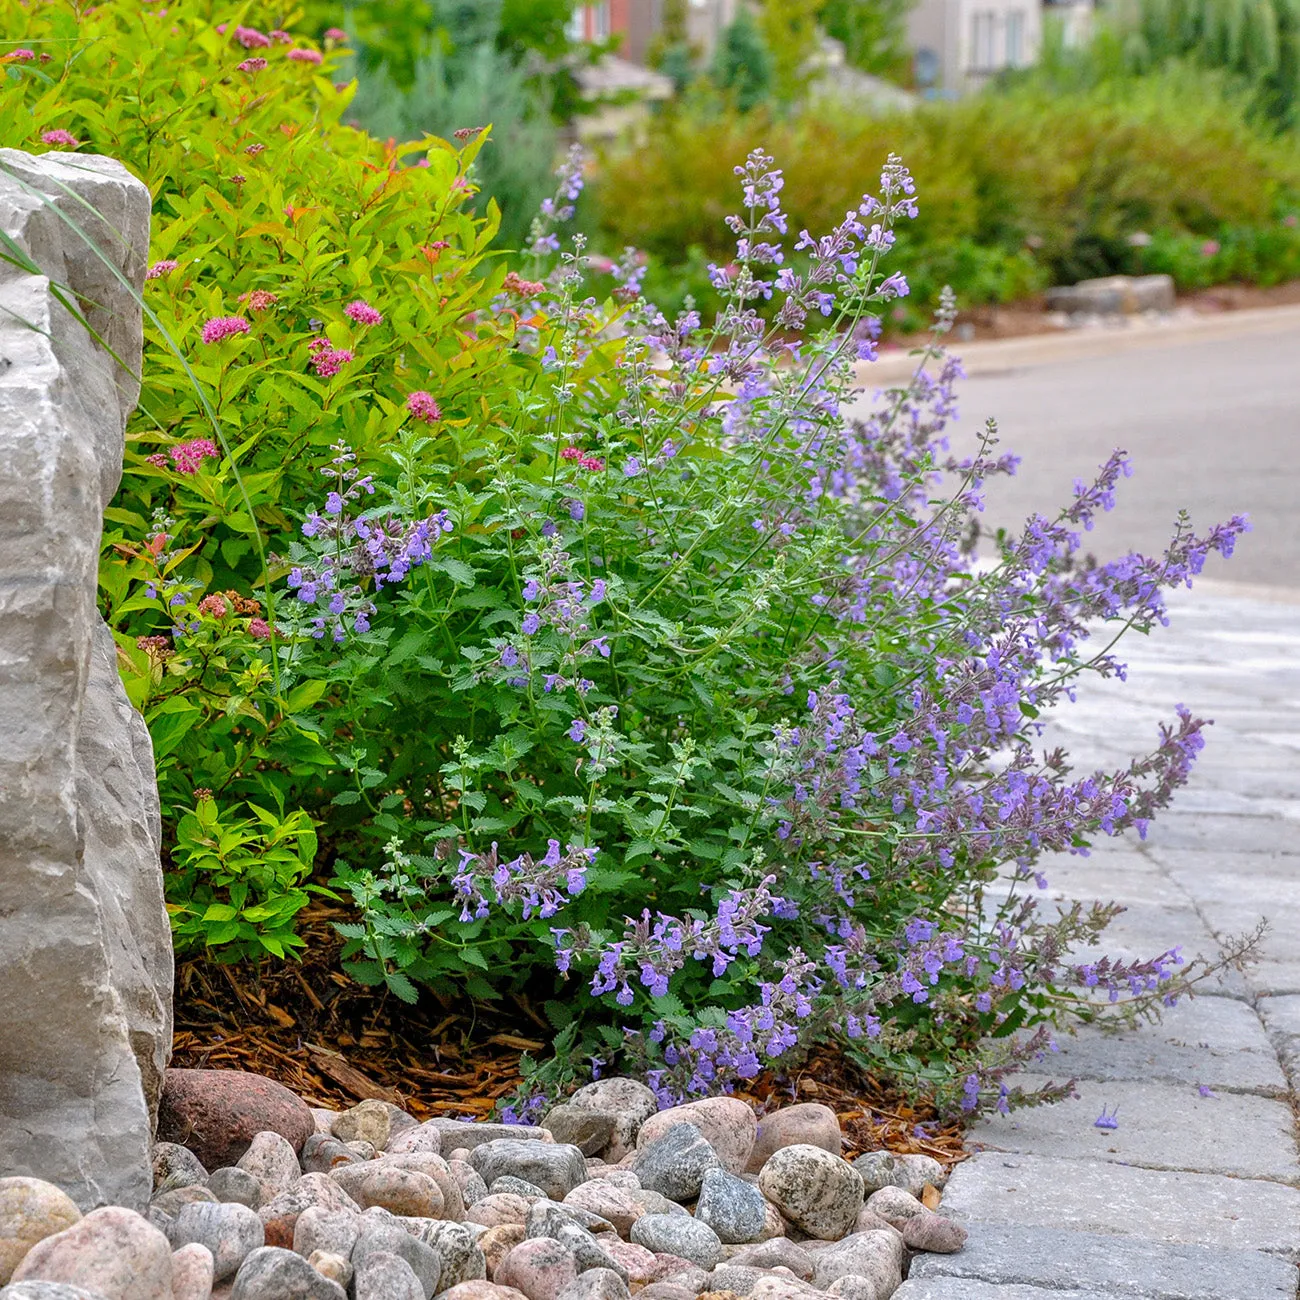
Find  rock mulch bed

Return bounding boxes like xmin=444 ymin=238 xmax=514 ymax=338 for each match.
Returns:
xmin=0 ymin=1068 xmax=967 ymax=1300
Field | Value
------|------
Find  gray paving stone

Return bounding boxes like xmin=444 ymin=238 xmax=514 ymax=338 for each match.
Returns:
xmin=1258 ymin=994 xmax=1300 ymax=1074
xmin=939 ymin=1152 xmax=1300 ymax=1257
xmin=968 ymin=1077 xmax=1300 ymax=1180
xmin=907 ymin=1223 xmax=1299 ymax=1298
xmin=1144 ymin=813 xmax=1300 ymax=854
xmin=893 ymin=1282 xmax=1118 ymax=1300
xmin=1041 ymin=995 xmax=1285 ymax=1094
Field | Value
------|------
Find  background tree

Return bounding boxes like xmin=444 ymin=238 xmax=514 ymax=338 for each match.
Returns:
xmin=712 ymin=7 xmax=775 ymax=110
xmin=818 ymin=0 xmax=917 ymax=81
xmin=758 ymin=0 xmax=823 ymax=101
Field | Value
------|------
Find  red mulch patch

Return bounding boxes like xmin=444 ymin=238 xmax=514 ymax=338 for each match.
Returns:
xmin=171 ymin=901 xmax=968 ymax=1171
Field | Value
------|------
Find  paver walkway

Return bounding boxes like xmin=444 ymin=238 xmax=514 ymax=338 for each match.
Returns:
xmin=895 ymin=587 xmax=1300 ymax=1299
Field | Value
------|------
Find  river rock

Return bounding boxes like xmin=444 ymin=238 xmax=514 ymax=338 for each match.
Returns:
xmin=568 ymin=1080 xmax=659 ymax=1163
xmin=694 ymin=1168 xmax=766 ymax=1245
xmin=152 ymin=1145 xmax=209 ymax=1197
xmin=555 ymin=1267 xmax=630 ymax=1300
xmin=596 ymin=1239 xmax=657 ymax=1286
xmin=207 ymin=1167 xmax=261 ymax=1209
xmin=307 ymin=1249 xmax=351 ymax=1287
xmin=0 ymin=1179 xmax=82 ymax=1284
xmin=725 ymin=1238 xmax=815 ymax=1279
xmin=491 ymin=1177 xmax=547 ymax=1200
xmin=810 ymin=1229 xmax=905 ymax=1291
xmin=353 ymin=1249 xmax=423 ymax=1300
xmin=470 ymin=1142 xmax=588 ymax=1200
xmin=562 ymin=1182 xmax=643 ymax=1236
xmin=450 ymin=1160 xmax=489 ymax=1208
xmin=292 ymin=1207 xmax=359 ymax=1261
xmin=229 ymin=1245 xmax=347 ymax=1298
xmin=300 ymin=1135 xmax=360 ymax=1176
xmin=540 ymin=1107 xmax=617 ymax=1158
xmin=158 ymin=1070 xmax=313 ymax=1171
xmin=863 ymin=1186 xmax=926 ymax=1229
xmin=637 ymin=1100 xmax=756 ymax=1176
xmin=900 ymin=1212 xmax=967 ymax=1253
xmin=628 ymin=1216 xmax=721 ymax=1270
xmin=9 ymin=1207 xmax=172 ymax=1300
xmin=746 ymin=1105 xmax=840 ymax=1174
xmin=851 ymin=1152 xmax=943 ymax=1197
xmin=494 ymin=1237 xmax=578 ymax=1300
xmin=632 ymin=1124 xmax=720 ymax=1203
xmin=416 ymin=1220 xmax=486 ymax=1288
xmin=351 ymin=1208 xmax=442 ymax=1297
xmin=168 ymin=1200 xmax=263 ymax=1281
xmin=467 ymin=1194 xmax=533 ymax=1230
xmin=170 ymin=1242 xmax=214 ymax=1300
xmin=330 ymin=1101 xmax=391 ymax=1150
xmin=478 ymin=1223 xmax=526 ymax=1275
xmin=441 ymin=1284 xmax=530 ymax=1300
xmin=258 ymin=1174 xmax=359 ymax=1249
xmin=0 ymin=150 xmax=169 ymax=1216
xmin=388 ymin=1123 xmax=444 ymax=1157
xmin=329 ymin=1165 xmax=443 ymax=1218
xmin=0 ymin=1285 xmax=112 ymax=1299
xmin=758 ymin=1146 xmax=863 ymax=1241
xmin=235 ymin=1131 xmax=300 ymax=1205
xmin=425 ymin=1122 xmax=550 ymax=1154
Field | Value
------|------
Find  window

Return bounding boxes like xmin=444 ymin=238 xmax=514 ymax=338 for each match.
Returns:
xmin=971 ymin=11 xmax=997 ymax=71
xmin=592 ymin=1 xmax=610 ymax=39
xmin=566 ymin=7 xmax=586 ymax=40
xmin=566 ymin=3 xmax=610 ymax=42
xmin=1006 ymin=10 xmax=1025 ymax=66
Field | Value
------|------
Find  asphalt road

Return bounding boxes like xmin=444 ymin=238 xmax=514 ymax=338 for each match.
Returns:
xmin=856 ymin=309 xmax=1300 ymax=592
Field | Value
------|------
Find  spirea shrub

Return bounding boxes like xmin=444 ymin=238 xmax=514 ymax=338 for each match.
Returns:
xmin=5 ymin=2 xmax=1248 ymax=1114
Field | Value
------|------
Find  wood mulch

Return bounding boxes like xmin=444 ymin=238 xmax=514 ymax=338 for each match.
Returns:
xmin=171 ymin=901 xmax=967 ymax=1171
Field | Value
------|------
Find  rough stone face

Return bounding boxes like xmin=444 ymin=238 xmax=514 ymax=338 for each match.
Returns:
xmin=0 ymin=148 xmax=170 ymax=1215
xmin=1044 ymin=274 xmax=1175 ymax=317
xmin=0 ymin=1179 xmax=82 ymax=1285
xmin=158 ymin=1070 xmax=314 ymax=1171
xmin=206 ymin=1167 xmax=261 ymax=1209
xmin=562 ymin=1183 xmax=644 ymax=1237
xmin=541 ymin=1106 xmax=618 ymax=1157
xmin=236 ymin=1131 xmax=301 ymax=1205
xmin=152 ymin=1144 xmax=209 ymax=1197
xmin=757 ymin=1146 xmax=864 ymax=1241
xmin=746 ymin=1105 xmax=841 ymax=1173
xmin=810 ymin=1230 xmax=906 ymax=1291
xmin=257 ymin=1174 xmax=359 ymax=1250
xmin=9 ymin=1206 xmax=172 ymax=1300
xmin=555 ymin=1267 xmax=631 ymax=1300
xmin=350 ymin=1208 xmax=442 ymax=1298
xmin=330 ymin=1101 xmax=391 ymax=1150
xmin=494 ymin=1237 xmax=579 ymax=1300
xmin=569 ymin=1080 xmax=659 ymax=1163
xmin=726 ymin=1238 xmax=815 ymax=1279
xmin=636 ymin=1100 xmax=756 ymax=1175
xmin=353 ymin=1249 xmax=424 ymax=1300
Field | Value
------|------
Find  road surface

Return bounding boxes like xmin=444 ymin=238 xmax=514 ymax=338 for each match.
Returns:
xmin=853 ymin=307 xmax=1300 ymax=592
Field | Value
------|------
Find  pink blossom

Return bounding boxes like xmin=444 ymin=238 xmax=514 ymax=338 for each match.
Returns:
xmin=561 ymin=446 xmax=582 ymax=461
xmin=579 ymin=456 xmax=605 ymax=472
xmin=145 ymin=452 xmax=170 ymax=468
xmin=1286 ymin=214 xmax=1299 ymax=228
xmin=41 ymin=129 xmax=79 ymax=148
xmin=245 ymin=142 xmax=266 ymax=155
xmin=407 ymin=390 xmax=441 ymax=423
xmin=307 ymin=338 xmax=353 ymax=378
xmin=248 ymin=617 xmax=272 ymax=639
xmin=198 ymin=594 xmax=228 ymax=618
xmin=172 ymin=438 xmax=219 ymax=475
xmin=146 ymin=259 xmax=178 ymax=280
xmin=8 ymin=49 xmax=35 ymax=61
xmin=287 ymin=47 xmax=322 ymax=64
xmin=269 ymin=29 xmax=291 ymax=43
xmin=344 ymin=299 xmax=382 ymax=326
xmin=238 ymin=57 xmax=267 ymax=73
xmin=324 ymin=26 xmax=348 ymax=40
xmin=1200 ymin=240 xmax=1221 ymax=258
xmin=234 ymin=25 xmax=269 ymax=48
xmin=201 ymin=315 xmax=250 ymax=344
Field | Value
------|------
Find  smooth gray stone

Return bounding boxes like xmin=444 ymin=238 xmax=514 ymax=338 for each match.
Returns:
xmin=555 ymin=1267 xmax=631 ymax=1300
xmin=152 ymin=1143 xmax=209 ymax=1195
xmin=908 ymin=1224 xmax=1298 ymax=1298
xmin=469 ymin=1140 xmax=588 ymax=1200
xmin=893 ymin=1282 xmax=1115 ymax=1300
xmin=966 ymin=1076 xmax=1300 ymax=1181
xmin=541 ymin=1104 xmax=618 ymax=1157
xmin=694 ymin=1167 xmax=767 ymax=1244
xmin=353 ymin=1250 xmax=423 ymax=1300
xmin=424 ymin=1120 xmax=550 ymax=1152
xmin=168 ymin=1200 xmax=264 ymax=1281
xmin=0 ymin=1286 xmax=112 ymax=1300
xmin=415 ymin=1220 xmax=486 ymax=1288
xmin=0 ymin=148 xmax=170 ymax=1214
xmin=939 ymin=1153 xmax=1300 ymax=1259
xmin=207 ymin=1166 xmax=262 ymax=1209
xmin=632 ymin=1122 xmax=721 ymax=1203
xmin=629 ymin=1214 xmax=722 ymax=1269
xmin=490 ymin=1175 xmax=548 ymax=1199
xmin=229 ymin=1245 xmax=347 ymax=1299
xmin=351 ymin=1209 xmax=441 ymax=1298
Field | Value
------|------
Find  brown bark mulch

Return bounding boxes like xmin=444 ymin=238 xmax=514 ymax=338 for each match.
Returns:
xmin=170 ymin=901 xmax=968 ymax=1171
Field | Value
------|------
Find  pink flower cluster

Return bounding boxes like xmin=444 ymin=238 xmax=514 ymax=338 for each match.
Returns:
xmin=198 ymin=594 xmax=228 ymax=617
xmin=146 ymin=259 xmax=178 ymax=280
xmin=324 ymin=27 xmax=348 ymax=40
xmin=248 ymin=618 xmax=272 ymax=640
xmin=41 ymin=129 xmax=78 ymax=148
xmin=406 ymin=391 xmax=441 ymax=423
xmin=238 ymin=57 xmax=267 ymax=73
xmin=201 ymin=316 xmax=250 ymax=344
xmin=307 ymin=338 xmax=354 ymax=378
xmin=8 ymin=49 xmax=35 ymax=61
xmin=234 ymin=25 xmax=269 ymax=48
xmin=344 ymin=299 xmax=382 ymax=326
xmin=287 ymin=48 xmax=322 ymax=64
xmin=561 ymin=447 xmax=604 ymax=471
xmin=171 ymin=438 xmax=219 ymax=475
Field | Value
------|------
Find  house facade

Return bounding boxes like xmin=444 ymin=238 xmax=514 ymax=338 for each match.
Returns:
xmin=907 ymin=0 xmax=1043 ymax=93
xmin=569 ymin=0 xmax=739 ymax=63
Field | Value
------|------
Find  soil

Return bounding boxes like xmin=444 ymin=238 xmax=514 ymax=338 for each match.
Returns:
xmin=171 ymin=900 xmax=968 ymax=1170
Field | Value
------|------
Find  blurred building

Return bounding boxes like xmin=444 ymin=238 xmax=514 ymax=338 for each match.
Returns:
xmin=569 ymin=0 xmax=740 ymax=63
xmin=907 ymin=0 xmax=1045 ymax=93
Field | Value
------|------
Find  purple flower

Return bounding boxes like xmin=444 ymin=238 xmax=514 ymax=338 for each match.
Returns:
xmin=568 ymin=718 xmax=587 ymax=743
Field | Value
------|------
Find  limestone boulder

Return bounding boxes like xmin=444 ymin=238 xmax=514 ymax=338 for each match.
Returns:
xmin=0 ymin=147 xmax=169 ymax=1214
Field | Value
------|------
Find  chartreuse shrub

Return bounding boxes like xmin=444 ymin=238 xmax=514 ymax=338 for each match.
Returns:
xmin=593 ymin=70 xmax=1300 ymax=326
xmin=4 ymin=4 xmax=1251 ymax=1115
xmin=0 ymin=0 xmax=524 ymax=957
